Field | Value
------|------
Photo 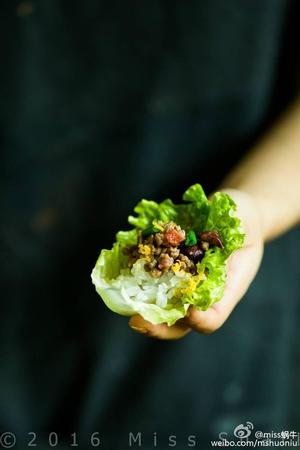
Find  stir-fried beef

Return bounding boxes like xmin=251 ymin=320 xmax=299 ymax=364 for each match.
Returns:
xmin=125 ymin=222 xmax=223 ymax=277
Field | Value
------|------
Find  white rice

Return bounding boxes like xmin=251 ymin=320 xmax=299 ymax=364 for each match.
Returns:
xmin=110 ymin=259 xmax=190 ymax=308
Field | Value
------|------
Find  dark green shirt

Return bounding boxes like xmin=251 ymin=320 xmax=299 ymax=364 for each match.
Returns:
xmin=1 ymin=1 xmax=300 ymax=448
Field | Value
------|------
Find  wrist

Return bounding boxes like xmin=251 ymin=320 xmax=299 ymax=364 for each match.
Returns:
xmin=216 ymin=188 xmax=266 ymax=244
xmin=220 ymin=165 xmax=300 ymax=241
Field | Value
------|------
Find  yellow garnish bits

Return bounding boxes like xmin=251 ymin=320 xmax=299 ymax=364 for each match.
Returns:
xmin=171 ymin=262 xmax=181 ymax=273
xmin=178 ymin=269 xmax=205 ymax=296
xmin=138 ymin=244 xmax=152 ymax=262
xmin=171 ymin=261 xmax=187 ymax=276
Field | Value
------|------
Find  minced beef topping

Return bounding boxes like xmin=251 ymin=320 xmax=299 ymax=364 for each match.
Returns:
xmin=124 ymin=222 xmax=223 ymax=278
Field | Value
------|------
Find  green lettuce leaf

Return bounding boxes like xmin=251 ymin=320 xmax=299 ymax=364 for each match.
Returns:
xmin=128 ymin=184 xmax=209 ymax=232
xmin=91 ymin=248 xmax=189 ymax=325
xmin=205 ymin=192 xmax=244 ymax=257
xmin=184 ymin=248 xmax=227 ymax=310
xmin=128 ymin=199 xmax=178 ymax=229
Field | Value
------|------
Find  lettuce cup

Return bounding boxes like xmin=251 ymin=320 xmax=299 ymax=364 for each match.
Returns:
xmin=91 ymin=184 xmax=245 ymax=326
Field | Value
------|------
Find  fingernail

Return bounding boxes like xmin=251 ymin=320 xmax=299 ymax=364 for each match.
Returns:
xmin=130 ymin=325 xmax=148 ymax=334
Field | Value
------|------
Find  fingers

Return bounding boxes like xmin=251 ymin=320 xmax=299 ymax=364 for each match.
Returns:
xmin=129 ymin=240 xmax=262 ymax=338
xmin=128 ymin=241 xmax=262 ymax=337
xmin=129 ymin=315 xmax=191 ymax=340
xmin=185 ymin=241 xmax=263 ymax=333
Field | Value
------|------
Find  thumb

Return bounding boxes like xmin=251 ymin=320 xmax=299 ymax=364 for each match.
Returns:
xmin=185 ymin=239 xmax=263 ymax=333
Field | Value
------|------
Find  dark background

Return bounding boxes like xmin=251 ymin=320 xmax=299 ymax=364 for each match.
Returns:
xmin=1 ymin=1 xmax=300 ymax=449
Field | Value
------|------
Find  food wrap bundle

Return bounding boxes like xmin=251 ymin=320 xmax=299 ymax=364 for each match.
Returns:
xmin=91 ymin=184 xmax=245 ymax=325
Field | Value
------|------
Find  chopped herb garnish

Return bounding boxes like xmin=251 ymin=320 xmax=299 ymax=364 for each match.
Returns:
xmin=185 ymin=230 xmax=197 ymax=246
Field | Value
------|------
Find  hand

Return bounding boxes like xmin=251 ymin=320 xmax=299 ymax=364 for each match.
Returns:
xmin=128 ymin=189 xmax=264 ymax=339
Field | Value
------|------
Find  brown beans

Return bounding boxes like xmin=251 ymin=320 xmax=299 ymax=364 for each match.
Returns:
xmin=199 ymin=231 xmax=224 ymax=249
xmin=181 ymin=245 xmax=203 ymax=262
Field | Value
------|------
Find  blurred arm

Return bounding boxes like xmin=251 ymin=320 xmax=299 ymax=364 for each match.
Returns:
xmin=221 ymin=98 xmax=300 ymax=241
